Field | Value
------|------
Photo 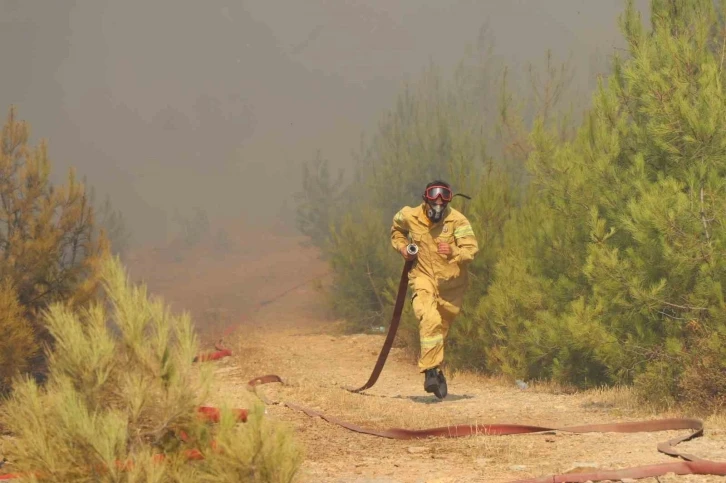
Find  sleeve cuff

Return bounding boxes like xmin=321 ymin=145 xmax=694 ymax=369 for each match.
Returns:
xmin=448 ymin=244 xmax=461 ymax=262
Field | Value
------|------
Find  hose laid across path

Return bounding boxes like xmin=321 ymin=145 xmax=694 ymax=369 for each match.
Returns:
xmin=246 ymin=374 xmax=726 ymax=483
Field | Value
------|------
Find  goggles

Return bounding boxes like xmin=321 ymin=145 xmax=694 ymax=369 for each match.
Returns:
xmin=424 ymin=185 xmax=453 ymax=202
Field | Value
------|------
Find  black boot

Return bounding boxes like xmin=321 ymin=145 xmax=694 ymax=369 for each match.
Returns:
xmin=423 ymin=368 xmax=448 ymax=399
xmin=436 ymin=368 xmax=448 ymax=399
xmin=424 ymin=368 xmax=440 ymax=395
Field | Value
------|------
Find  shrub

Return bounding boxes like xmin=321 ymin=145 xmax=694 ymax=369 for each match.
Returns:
xmin=0 ymin=106 xmax=109 ymax=391
xmin=0 ymin=280 xmax=36 ymax=394
xmin=465 ymin=0 xmax=726 ymax=405
xmin=0 ymin=254 xmax=302 ymax=482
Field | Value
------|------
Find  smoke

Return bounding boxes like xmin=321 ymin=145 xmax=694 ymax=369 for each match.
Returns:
xmin=0 ymin=0 xmax=650 ymax=246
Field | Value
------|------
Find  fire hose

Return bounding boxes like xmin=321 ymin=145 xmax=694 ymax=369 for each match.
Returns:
xmin=3 ymin=254 xmax=726 ymax=482
xmin=346 ymin=243 xmax=417 ymax=393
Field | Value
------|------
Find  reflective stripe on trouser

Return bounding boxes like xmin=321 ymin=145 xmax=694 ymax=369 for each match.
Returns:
xmin=411 ymin=286 xmax=464 ymax=372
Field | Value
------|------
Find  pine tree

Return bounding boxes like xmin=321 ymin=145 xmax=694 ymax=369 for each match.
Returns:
xmin=92 ymin=188 xmax=132 ymax=258
xmin=293 ymin=150 xmax=345 ymax=250
xmin=468 ymin=0 xmax=726 ymax=407
xmin=0 ymin=106 xmax=109 ymax=392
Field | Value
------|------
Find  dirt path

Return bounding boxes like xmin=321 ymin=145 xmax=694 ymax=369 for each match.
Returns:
xmin=205 ymin=297 xmax=726 ymax=483
xmin=129 ymin=230 xmax=726 ymax=483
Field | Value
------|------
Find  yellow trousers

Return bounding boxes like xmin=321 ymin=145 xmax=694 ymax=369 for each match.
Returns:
xmin=411 ymin=283 xmax=465 ymax=372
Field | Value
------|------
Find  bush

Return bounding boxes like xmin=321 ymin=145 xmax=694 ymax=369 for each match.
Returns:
xmin=0 ymin=280 xmax=36 ymax=393
xmin=326 ymin=206 xmax=400 ymax=332
xmin=93 ymin=189 xmax=132 ymax=259
xmin=636 ymin=327 xmax=726 ymax=413
xmin=0 ymin=254 xmax=302 ymax=482
xmin=293 ymin=150 xmax=346 ymax=251
xmin=0 ymin=106 xmax=109 ymax=391
xmin=465 ymin=0 xmax=726 ymax=404
xmin=173 ymin=207 xmax=211 ymax=248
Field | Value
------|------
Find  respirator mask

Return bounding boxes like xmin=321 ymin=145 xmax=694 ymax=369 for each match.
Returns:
xmin=422 ymin=184 xmax=471 ymax=222
xmin=423 ymin=185 xmax=452 ymax=223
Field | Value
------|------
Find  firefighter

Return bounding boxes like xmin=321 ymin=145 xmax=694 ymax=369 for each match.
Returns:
xmin=390 ymin=180 xmax=479 ymax=398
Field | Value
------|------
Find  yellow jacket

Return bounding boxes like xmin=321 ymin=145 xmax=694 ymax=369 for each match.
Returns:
xmin=390 ymin=203 xmax=479 ymax=295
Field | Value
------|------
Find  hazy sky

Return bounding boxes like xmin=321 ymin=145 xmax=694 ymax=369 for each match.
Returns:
xmin=0 ymin=0 xmax=650 ymax=245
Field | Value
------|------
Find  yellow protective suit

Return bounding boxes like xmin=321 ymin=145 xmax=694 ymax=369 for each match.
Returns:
xmin=390 ymin=202 xmax=479 ymax=372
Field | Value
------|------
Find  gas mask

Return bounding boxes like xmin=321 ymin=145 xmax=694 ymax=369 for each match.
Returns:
xmin=426 ymin=201 xmax=447 ymax=223
xmin=422 ymin=184 xmax=471 ymax=223
xmin=423 ymin=185 xmax=452 ymax=223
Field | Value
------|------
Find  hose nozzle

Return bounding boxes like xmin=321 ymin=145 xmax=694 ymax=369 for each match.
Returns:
xmin=406 ymin=243 xmax=419 ymax=256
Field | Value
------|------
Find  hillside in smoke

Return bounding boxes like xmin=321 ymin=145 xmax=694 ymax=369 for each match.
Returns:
xmin=0 ymin=0 xmax=650 ymax=246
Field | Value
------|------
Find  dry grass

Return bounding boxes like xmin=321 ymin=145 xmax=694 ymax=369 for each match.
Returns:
xmin=525 ymin=378 xmax=581 ymax=395
xmin=436 ymin=427 xmax=537 ymax=465
xmin=577 ymin=384 xmax=658 ymax=415
xmin=705 ymin=411 xmax=726 ymax=431
xmin=409 ymin=369 xmax=531 ymax=395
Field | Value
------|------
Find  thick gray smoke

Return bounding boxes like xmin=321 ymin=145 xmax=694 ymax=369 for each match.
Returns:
xmin=0 ymin=0 xmax=650 ymax=246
